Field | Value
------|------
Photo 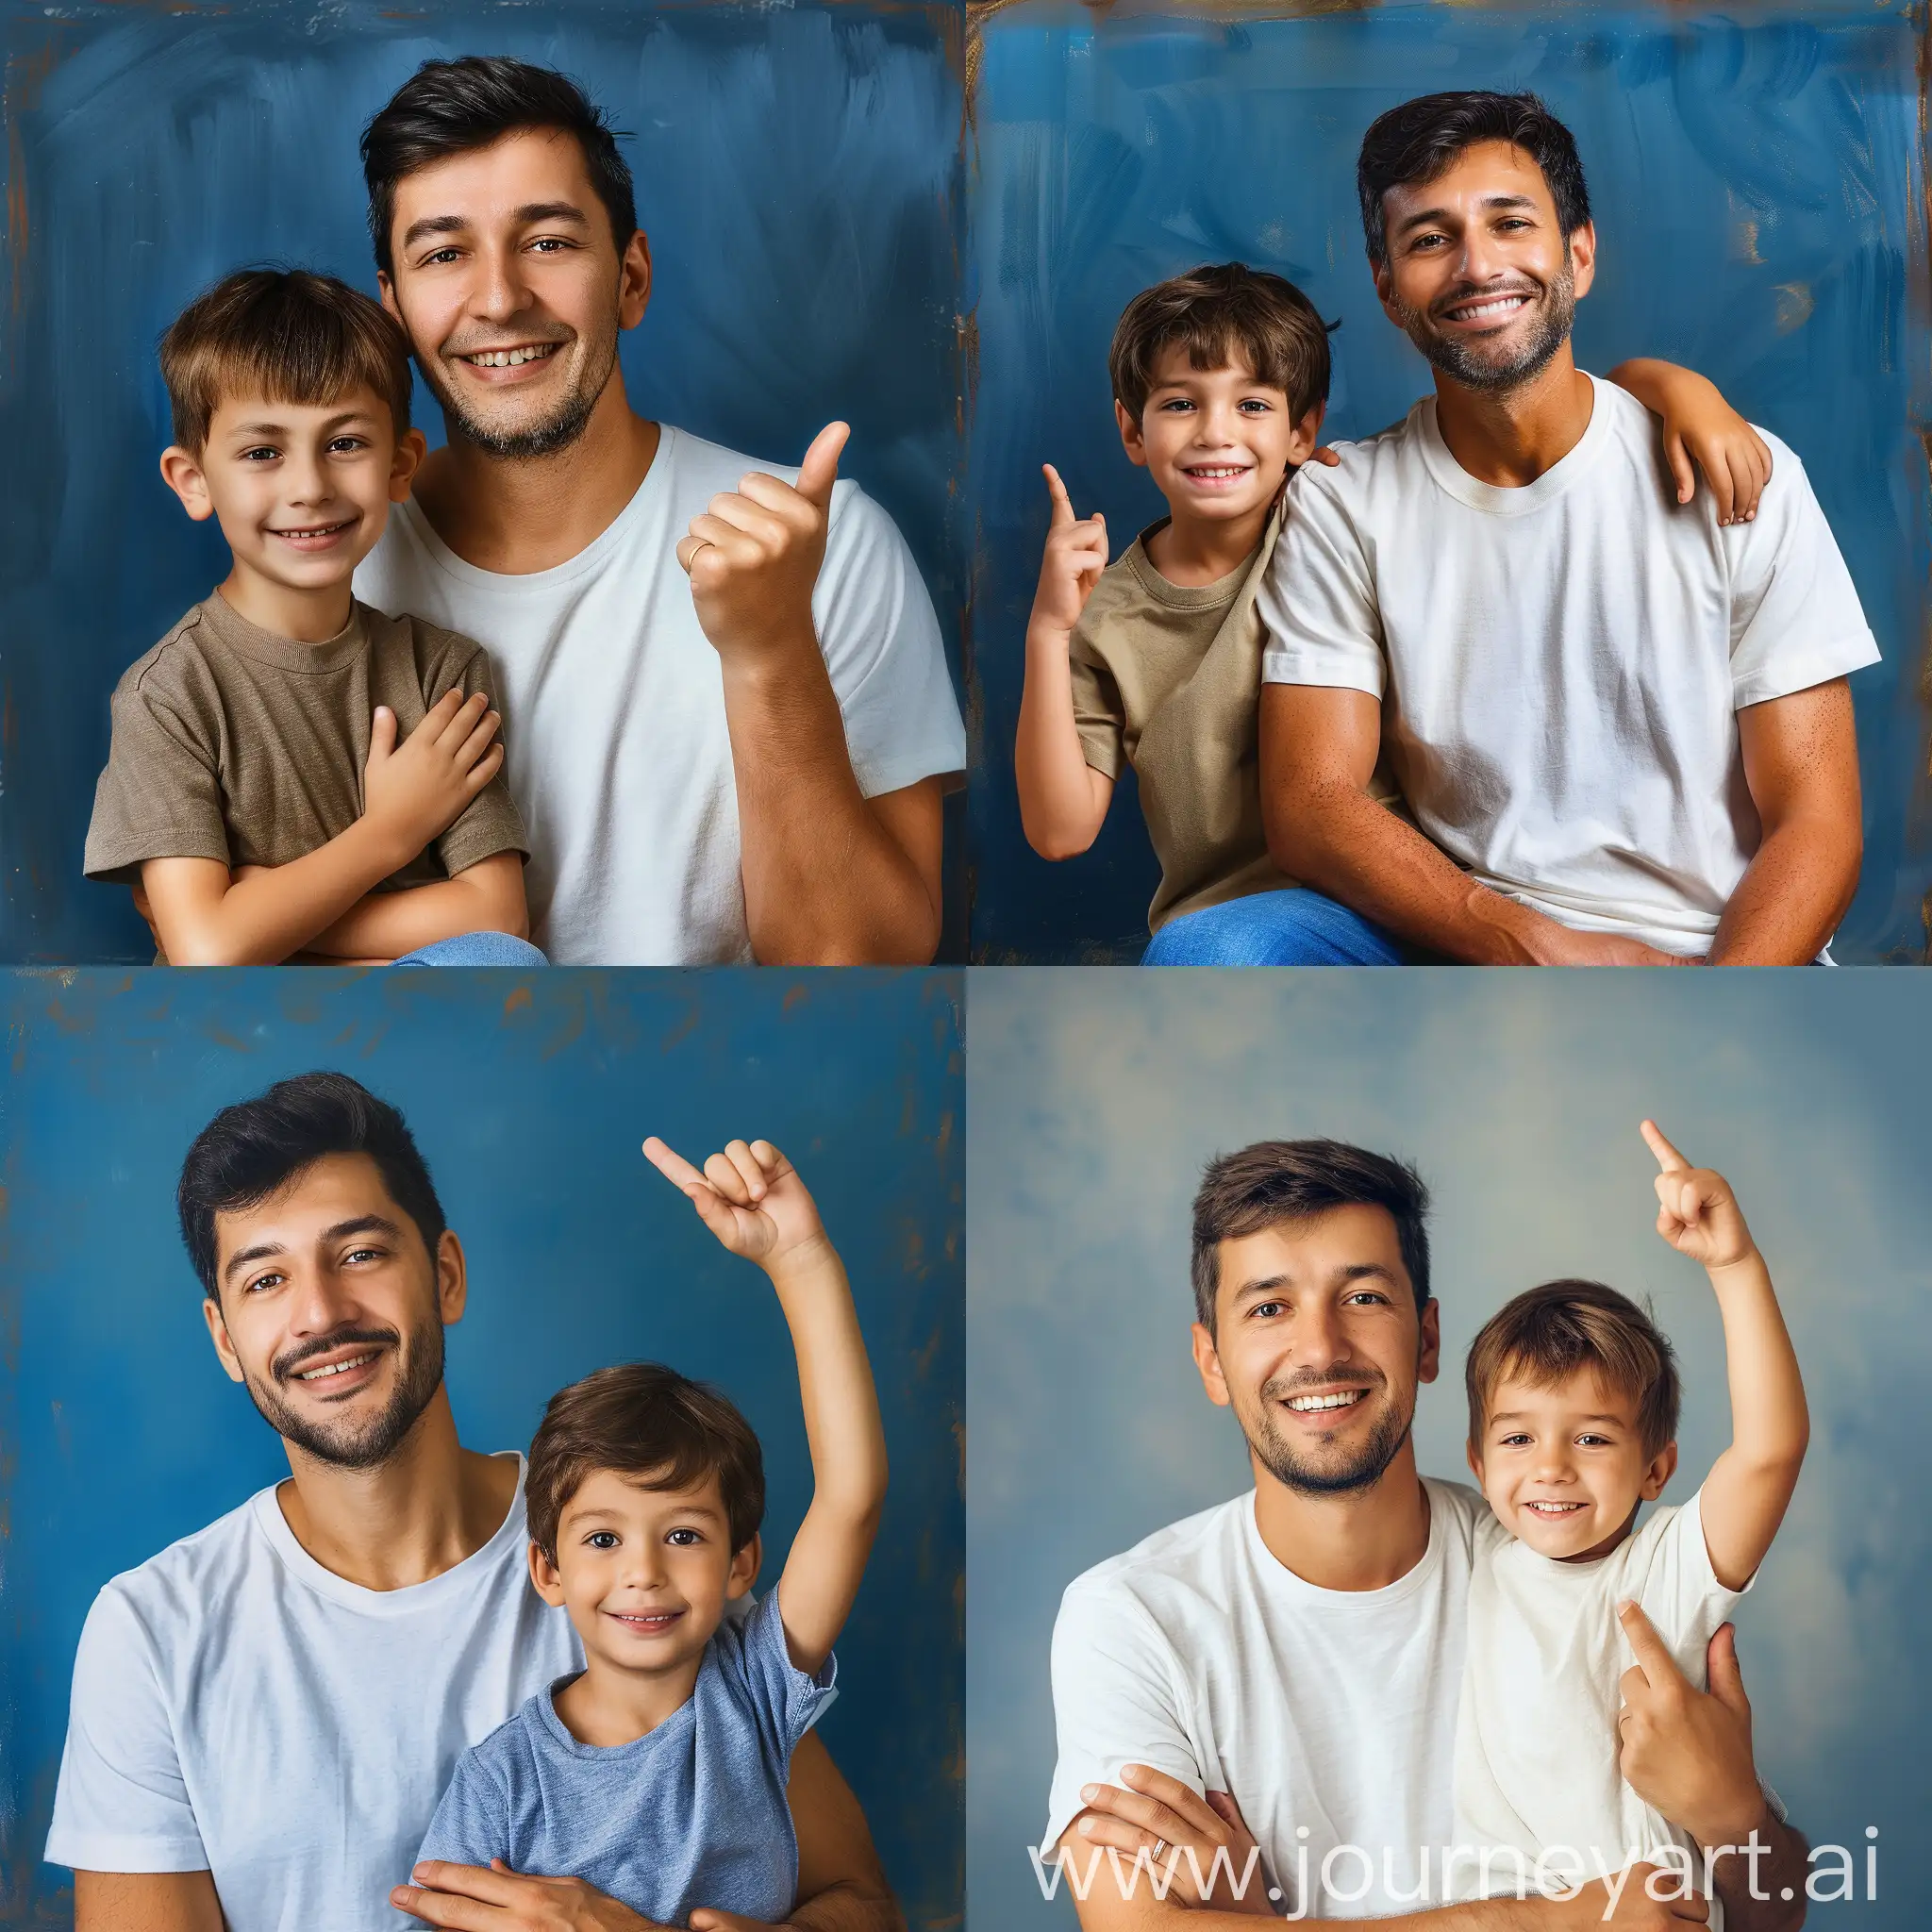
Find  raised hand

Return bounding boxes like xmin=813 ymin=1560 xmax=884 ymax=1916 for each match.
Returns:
xmin=361 ymin=690 xmax=503 ymax=864
xmin=1029 ymin=464 xmax=1109 ymax=638
xmin=676 ymin=422 xmax=848 ymax=665
xmin=642 ymin=1136 xmax=830 ymax=1274
xmin=1641 ymin=1120 xmax=1757 ymax=1271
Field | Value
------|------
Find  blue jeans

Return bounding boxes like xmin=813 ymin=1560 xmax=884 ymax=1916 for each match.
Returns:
xmin=1141 ymin=888 xmax=1407 ymax=966
xmin=392 ymin=932 xmax=550 ymax=968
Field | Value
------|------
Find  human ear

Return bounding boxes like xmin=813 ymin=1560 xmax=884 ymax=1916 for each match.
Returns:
xmin=435 ymin=1229 xmax=468 ymax=1326
xmin=527 ymin=1541 xmax=567 ymax=1607
xmin=618 ymin=229 xmax=653 ymax=332
xmin=725 ymin=1531 xmax=762 ymax=1599
xmin=1465 ymin=1440 xmax=1484 ymax=1482
xmin=1115 ymin=399 xmax=1149 ymax=471
xmin=160 ymin=446 xmax=217 ymax=523
xmin=202 ymin=1295 xmax=246 ymax=1385
xmin=1191 ymin=1321 xmax=1232 ymax=1410
xmin=1287 ymin=401 xmax=1328 ymax=465
xmin=389 ymin=427 xmax=428 ymax=502
xmin=1639 ymin=1440 xmax=1678 ymax=1501
xmin=1567 ymin=221 xmax=1597 ymax=302
xmin=1416 ymin=1296 xmax=1442 ymax=1386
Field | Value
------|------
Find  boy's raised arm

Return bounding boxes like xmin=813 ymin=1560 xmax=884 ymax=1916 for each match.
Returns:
xmin=643 ymin=1136 xmax=887 ymax=1677
xmin=1640 ymin=1120 xmax=1808 ymax=1591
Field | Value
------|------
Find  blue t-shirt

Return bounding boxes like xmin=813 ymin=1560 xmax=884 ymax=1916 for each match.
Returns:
xmin=415 ymin=1589 xmax=837 ymax=1926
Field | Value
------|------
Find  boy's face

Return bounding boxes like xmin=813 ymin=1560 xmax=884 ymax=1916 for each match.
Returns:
xmin=531 ymin=1465 xmax=758 ymax=1682
xmin=1117 ymin=346 xmax=1322 ymax=528
xmin=160 ymin=386 xmax=422 ymax=602
xmin=378 ymin=128 xmax=651 ymax=460
xmin=203 ymin=1152 xmax=463 ymax=1470
xmin=1469 ymin=1367 xmax=1676 ymax=1561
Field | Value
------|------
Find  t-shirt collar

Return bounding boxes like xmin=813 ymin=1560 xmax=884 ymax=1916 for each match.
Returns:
xmin=201 ymin=589 xmax=372 ymax=674
xmin=1414 ymin=370 xmax=1612 ymax=517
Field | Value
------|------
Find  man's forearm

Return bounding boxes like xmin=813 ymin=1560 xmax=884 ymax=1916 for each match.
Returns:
xmin=722 ymin=632 xmax=940 ymax=964
xmin=1711 ymin=1811 xmax=1809 ymax=1932
xmin=1707 ymin=815 xmax=1857 ymax=964
xmin=790 ymin=1877 xmax=907 ymax=1932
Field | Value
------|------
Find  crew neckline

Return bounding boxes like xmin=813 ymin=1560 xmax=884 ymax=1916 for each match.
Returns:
xmin=249 ymin=1450 xmax=530 ymax=1615
xmin=1241 ymin=1478 xmax=1447 ymax=1609
xmin=1125 ymin=521 xmax=1257 ymax=608
xmin=200 ymin=591 xmax=372 ymax=675
xmin=392 ymin=424 xmax=679 ymax=592
xmin=534 ymin=1663 xmax=704 ymax=1760
xmin=1415 ymin=371 xmax=1613 ymax=517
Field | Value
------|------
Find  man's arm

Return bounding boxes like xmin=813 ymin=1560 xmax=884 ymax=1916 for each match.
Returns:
xmin=678 ymin=423 xmax=946 ymax=965
xmin=75 ymin=1870 xmax=225 ymax=1932
xmin=1258 ymin=685 xmax=1679 ymax=965
xmin=1707 ymin=678 xmax=1861 ymax=964
xmin=299 ymin=851 xmax=530 ymax=960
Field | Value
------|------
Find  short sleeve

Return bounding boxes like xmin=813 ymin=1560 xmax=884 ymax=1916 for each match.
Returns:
xmin=1041 ymin=1575 xmax=1205 ymax=1857
xmin=414 ymin=1745 xmax=511 ymax=1876
xmin=720 ymin=1587 xmax=839 ymax=1772
xmin=1257 ymin=466 xmax=1388 ymax=699
xmin=44 ymin=1586 xmax=208 ymax=1873
xmin=1068 ymin=629 xmax=1126 ymax=779
xmin=1725 ymin=440 xmax=1881 ymax=710
xmin=1632 ymin=1491 xmax=1749 ymax=1674
xmin=811 ymin=482 xmax=967 ymax=798
xmin=420 ymin=635 xmax=531 ymax=877
xmin=83 ymin=682 xmax=231 ymax=883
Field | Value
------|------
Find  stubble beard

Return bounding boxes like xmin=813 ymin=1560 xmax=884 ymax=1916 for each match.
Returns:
xmin=418 ymin=313 xmax=622 ymax=461
xmin=1396 ymin=260 xmax=1577 ymax=395
xmin=1241 ymin=1367 xmax=1417 ymax=1497
xmin=243 ymin=1322 xmax=446 ymax=1471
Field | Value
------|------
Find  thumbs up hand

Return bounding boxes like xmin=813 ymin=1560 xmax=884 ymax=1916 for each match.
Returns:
xmin=677 ymin=422 xmax=851 ymax=665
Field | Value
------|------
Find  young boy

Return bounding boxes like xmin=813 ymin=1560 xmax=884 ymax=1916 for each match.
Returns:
xmin=411 ymin=1134 xmax=887 ymax=1929
xmin=1454 ymin=1121 xmax=1808 ymax=1916
xmin=1014 ymin=262 xmax=1776 ymax=957
xmin=83 ymin=268 xmax=537 ymax=965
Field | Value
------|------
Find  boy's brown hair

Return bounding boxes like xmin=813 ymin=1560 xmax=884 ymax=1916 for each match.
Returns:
xmin=525 ymin=1361 xmax=766 ymax=1564
xmin=1465 ymin=1279 xmax=1681 ymax=1458
xmin=1108 ymin=262 xmax=1337 ymax=424
xmin=159 ymin=267 xmax=413 ymax=455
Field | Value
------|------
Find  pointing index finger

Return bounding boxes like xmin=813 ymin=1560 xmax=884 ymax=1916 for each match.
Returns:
xmin=1042 ymin=463 xmax=1076 ymax=526
xmin=642 ymin=1136 xmax=708 ymax=1194
xmin=1640 ymin=1118 xmax=1690 ymax=1174
xmin=1617 ymin=1598 xmax=1682 ymax=1690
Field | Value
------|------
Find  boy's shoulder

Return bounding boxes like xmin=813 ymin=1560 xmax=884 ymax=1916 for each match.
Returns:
xmin=357 ymin=601 xmax=492 ymax=680
xmin=110 ymin=599 xmax=230 ymax=707
xmin=453 ymin=1684 xmax=557 ymax=1785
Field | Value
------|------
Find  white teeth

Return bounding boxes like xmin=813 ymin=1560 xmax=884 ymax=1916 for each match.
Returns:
xmin=466 ymin=344 xmax=556 ymax=368
xmin=1287 ymin=1390 xmax=1364 ymax=1412
xmin=1452 ymin=296 xmax=1526 ymax=321
xmin=296 ymin=1353 xmax=375 ymax=1381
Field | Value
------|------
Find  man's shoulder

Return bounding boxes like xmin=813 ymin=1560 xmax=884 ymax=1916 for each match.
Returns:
xmin=1284 ymin=407 xmax=1429 ymax=518
xmin=1060 ymin=1495 xmax=1254 ymax=1619
xmin=86 ymin=1490 xmax=273 ymax=1635
xmin=1419 ymin=1476 xmax=1491 ymax=1561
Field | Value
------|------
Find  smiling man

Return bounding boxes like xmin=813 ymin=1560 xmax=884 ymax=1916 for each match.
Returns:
xmin=44 ymin=1073 xmax=902 ymax=1932
xmin=352 ymin=58 xmax=965 ymax=965
xmin=1255 ymin=92 xmax=1876 ymax=965
xmin=1043 ymin=1139 xmax=1809 ymax=1928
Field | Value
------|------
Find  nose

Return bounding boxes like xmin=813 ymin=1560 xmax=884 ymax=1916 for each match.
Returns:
xmin=281 ymin=447 xmax=330 ymax=508
xmin=619 ymin=1539 xmax=670 ymax=1591
xmin=1453 ymin=221 xmax=1507 ymax=290
xmin=1294 ymin=1298 xmax=1350 ymax=1372
xmin=1194 ymin=398 xmax=1241 ymax=447
xmin=472 ymin=239 xmax=537 ymax=325
xmin=1532 ymin=1442 xmax=1576 ymax=1484
xmin=285 ymin=1261 xmax=363 ymax=1343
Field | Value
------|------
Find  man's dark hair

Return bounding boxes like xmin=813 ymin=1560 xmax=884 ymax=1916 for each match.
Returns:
xmin=1108 ymin=263 xmax=1337 ymax=424
xmin=1191 ymin=1139 xmax=1431 ymax=1330
xmin=1357 ymin=91 xmax=1591 ymax=269
xmin=178 ymin=1073 xmax=447 ymax=1298
xmin=1466 ymin=1279 xmax=1681 ymax=1458
xmin=159 ymin=268 xmax=414 ymax=454
xmin=360 ymin=57 xmax=637 ymax=278
xmin=525 ymin=1362 xmax=767 ymax=1564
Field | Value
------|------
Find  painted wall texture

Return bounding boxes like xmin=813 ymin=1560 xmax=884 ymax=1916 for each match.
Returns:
xmin=0 ymin=0 xmax=969 ymax=962
xmin=0 ymin=968 xmax=965 ymax=1927
xmin=968 ymin=969 xmax=1932 ymax=1925
xmin=966 ymin=3 xmax=1932 ymax=962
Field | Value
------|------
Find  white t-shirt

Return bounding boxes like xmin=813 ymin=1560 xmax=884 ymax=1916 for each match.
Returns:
xmin=45 ymin=1457 xmax=578 ymax=1931
xmin=356 ymin=425 xmax=967 ymax=965
xmin=1454 ymin=1491 xmax=1745 ymax=1913
xmin=1258 ymin=376 xmax=1880 ymax=956
xmin=1043 ymin=1480 xmax=1487 ymax=1918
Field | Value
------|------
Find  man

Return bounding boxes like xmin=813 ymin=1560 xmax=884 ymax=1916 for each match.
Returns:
xmin=46 ymin=1073 xmax=903 ymax=1932
xmin=1256 ymin=92 xmax=1875 ymax=964
xmin=1045 ymin=1139 xmax=1807 ymax=1928
xmin=353 ymin=58 xmax=965 ymax=965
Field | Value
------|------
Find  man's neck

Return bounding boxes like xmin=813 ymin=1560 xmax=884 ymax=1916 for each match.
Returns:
xmin=409 ymin=369 xmax=662 ymax=577
xmin=554 ymin=1647 xmax=706 ymax=1748
xmin=273 ymin=1389 xmax=520 ymax=1592
xmin=1431 ymin=350 xmax=1594 ymax=489
xmin=1249 ymin=1441 xmax=1433 ymax=1592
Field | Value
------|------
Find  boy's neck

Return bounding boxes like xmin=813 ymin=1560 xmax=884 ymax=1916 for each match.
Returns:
xmin=553 ymin=1646 xmax=707 ymax=1748
xmin=1143 ymin=499 xmax=1272 ymax=589
xmin=219 ymin=563 xmax=357 ymax=645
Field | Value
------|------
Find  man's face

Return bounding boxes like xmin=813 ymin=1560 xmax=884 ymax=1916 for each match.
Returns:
xmin=378 ymin=128 xmax=650 ymax=459
xmin=1192 ymin=1204 xmax=1439 ymax=1497
xmin=1374 ymin=139 xmax=1595 ymax=393
xmin=203 ymin=1152 xmax=462 ymax=1469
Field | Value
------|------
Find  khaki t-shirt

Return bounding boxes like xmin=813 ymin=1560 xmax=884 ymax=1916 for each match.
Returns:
xmin=85 ymin=593 xmax=528 ymax=897
xmin=1068 ymin=506 xmax=1295 ymax=933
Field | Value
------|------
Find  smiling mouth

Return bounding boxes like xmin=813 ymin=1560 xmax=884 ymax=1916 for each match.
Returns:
xmin=268 ymin=519 xmax=357 ymax=541
xmin=458 ymin=342 xmax=561 ymax=369
xmin=1441 ymin=292 xmax=1532 ymax=326
xmin=1182 ymin=463 xmax=1253 ymax=480
xmin=1284 ymin=1389 xmax=1367 ymax=1414
xmin=292 ymin=1351 xmax=380 ymax=1383
xmin=1524 ymin=1500 xmax=1586 ymax=1516
xmin=606 ymin=1607 xmax=686 ymax=1632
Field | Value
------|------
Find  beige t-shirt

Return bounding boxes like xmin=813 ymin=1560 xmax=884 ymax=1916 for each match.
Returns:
xmin=1068 ymin=508 xmax=1301 ymax=932
xmin=85 ymin=593 xmax=528 ymax=896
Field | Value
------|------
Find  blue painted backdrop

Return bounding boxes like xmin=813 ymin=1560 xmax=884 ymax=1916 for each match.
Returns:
xmin=967 ymin=968 xmax=1932 ymax=1926
xmin=0 ymin=0 xmax=968 ymax=962
xmin=0 ymin=968 xmax=965 ymax=1928
xmin=965 ymin=3 xmax=1931 ymax=962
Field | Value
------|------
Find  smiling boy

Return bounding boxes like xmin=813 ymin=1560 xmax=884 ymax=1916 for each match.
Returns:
xmin=83 ymin=270 xmax=541 ymax=966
